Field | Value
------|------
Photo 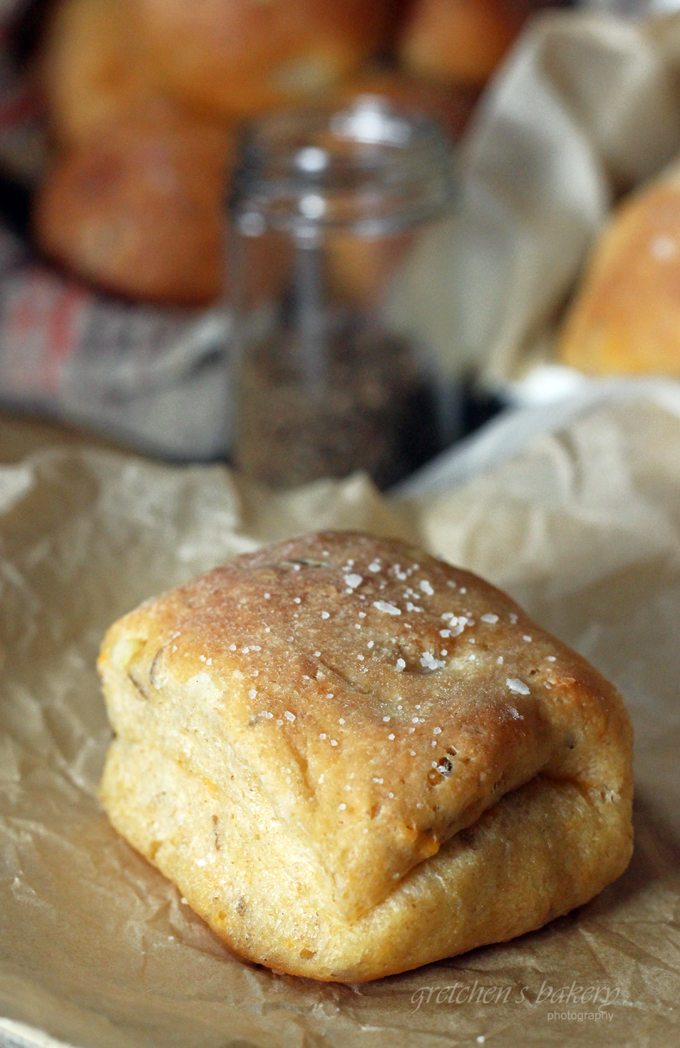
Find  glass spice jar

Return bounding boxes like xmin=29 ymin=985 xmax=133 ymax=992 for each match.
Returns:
xmin=229 ymin=96 xmax=456 ymax=490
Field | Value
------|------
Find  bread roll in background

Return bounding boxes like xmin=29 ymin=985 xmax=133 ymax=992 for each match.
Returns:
xmin=33 ymin=0 xmax=495 ymax=306
xmin=136 ymin=0 xmax=392 ymax=119
xmin=559 ymin=162 xmax=680 ymax=377
xmin=33 ymin=112 xmax=232 ymax=305
xmin=38 ymin=0 xmax=159 ymax=146
xmin=398 ymin=0 xmax=525 ymax=86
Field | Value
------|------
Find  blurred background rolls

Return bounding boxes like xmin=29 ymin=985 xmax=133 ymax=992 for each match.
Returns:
xmin=31 ymin=0 xmax=534 ymax=304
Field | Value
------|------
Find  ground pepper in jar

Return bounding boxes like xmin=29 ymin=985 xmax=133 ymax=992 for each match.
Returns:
xmin=230 ymin=98 xmax=455 ymax=489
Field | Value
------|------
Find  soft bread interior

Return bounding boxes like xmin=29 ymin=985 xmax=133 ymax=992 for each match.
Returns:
xmin=100 ymin=735 xmax=632 ymax=982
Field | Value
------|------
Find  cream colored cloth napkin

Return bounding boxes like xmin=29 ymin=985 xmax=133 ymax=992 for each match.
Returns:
xmin=390 ymin=9 xmax=680 ymax=391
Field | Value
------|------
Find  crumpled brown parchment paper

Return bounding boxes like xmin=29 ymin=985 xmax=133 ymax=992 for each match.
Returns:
xmin=1 ymin=388 xmax=679 ymax=1048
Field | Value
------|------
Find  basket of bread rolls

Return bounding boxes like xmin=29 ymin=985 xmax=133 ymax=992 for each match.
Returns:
xmin=27 ymin=0 xmax=541 ymax=307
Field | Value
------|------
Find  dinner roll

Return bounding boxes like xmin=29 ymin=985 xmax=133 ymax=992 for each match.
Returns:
xmin=559 ymin=161 xmax=680 ymax=376
xmin=136 ymin=0 xmax=391 ymax=119
xmin=33 ymin=111 xmax=232 ymax=305
xmin=398 ymin=0 xmax=525 ymax=87
xmin=98 ymin=531 xmax=633 ymax=982
xmin=38 ymin=0 xmax=158 ymax=145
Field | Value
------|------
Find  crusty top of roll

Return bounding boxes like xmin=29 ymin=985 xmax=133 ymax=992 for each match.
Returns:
xmin=99 ymin=531 xmax=632 ymax=921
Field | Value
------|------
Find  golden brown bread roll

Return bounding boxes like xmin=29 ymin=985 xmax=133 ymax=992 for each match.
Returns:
xmin=98 ymin=531 xmax=633 ymax=982
xmin=33 ymin=112 xmax=232 ymax=306
xmin=399 ymin=0 xmax=525 ymax=86
xmin=559 ymin=163 xmax=680 ymax=376
xmin=37 ymin=0 xmax=160 ymax=146
xmin=136 ymin=0 xmax=391 ymax=119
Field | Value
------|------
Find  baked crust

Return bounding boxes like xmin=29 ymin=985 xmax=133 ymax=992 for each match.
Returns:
xmin=98 ymin=531 xmax=633 ymax=981
xmin=398 ymin=0 xmax=523 ymax=87
xmin=38 ymin=0 xmax=158 ymax=146
xmin=559 ymin=163 xmax=680 ymax=377
xmin=34 ymin=112 xmax=232 ymax=306
xmin=137 ymin=0 xmax=390 ymax=118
